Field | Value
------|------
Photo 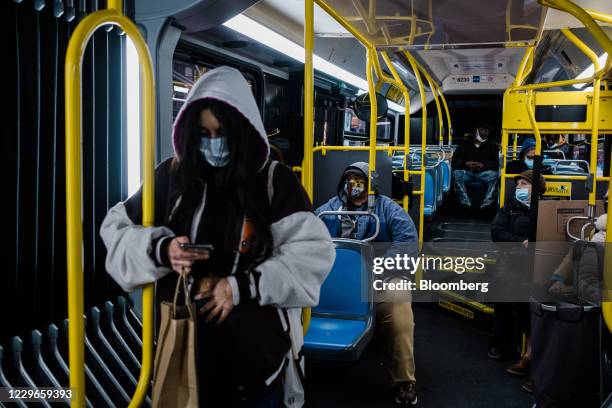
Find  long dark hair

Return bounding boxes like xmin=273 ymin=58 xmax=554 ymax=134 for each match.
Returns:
xmin=171 ymin=98 xmax=272 ymax=259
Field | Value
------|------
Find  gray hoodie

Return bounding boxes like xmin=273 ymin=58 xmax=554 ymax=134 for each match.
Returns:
xmin=100 ymin=66 xmax=335 ymax=407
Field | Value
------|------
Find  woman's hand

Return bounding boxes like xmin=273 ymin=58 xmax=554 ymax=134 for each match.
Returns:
xmin=196 ymin=278 xmax=234 ymax=323
xmin=167 ymin=236 xmax=209 ymax=275
xmin=195 ymin=276 xmax=220 ymax=299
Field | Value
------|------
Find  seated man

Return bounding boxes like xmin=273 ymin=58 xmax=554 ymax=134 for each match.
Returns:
xmin=452 ymin=125 xmax=499 ymax=208
xmin=316 ymin=162 xmax=419 ymax=406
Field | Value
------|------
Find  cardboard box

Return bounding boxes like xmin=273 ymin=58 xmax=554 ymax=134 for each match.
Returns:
xmin=536 ymin=200 xmax=603 ymax=242
xmin=533 ymin=200 xmax=603 ymax=285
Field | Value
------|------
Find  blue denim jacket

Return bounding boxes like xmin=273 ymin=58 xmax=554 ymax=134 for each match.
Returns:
xmin=315 ymin=195 xmax=418 ymax=243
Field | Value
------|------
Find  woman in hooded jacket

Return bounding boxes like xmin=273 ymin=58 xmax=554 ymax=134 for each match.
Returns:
xmin=100 ymin=66 xmax=335 ymax=407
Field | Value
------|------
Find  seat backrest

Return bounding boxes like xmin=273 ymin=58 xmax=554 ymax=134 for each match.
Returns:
xmin=424 ymin=170 xmax=436 ymax=210
xmin=314 ymin=240 xmax=373 ymax=317
xmin=441 ymin=161 xmax=451 ymax=192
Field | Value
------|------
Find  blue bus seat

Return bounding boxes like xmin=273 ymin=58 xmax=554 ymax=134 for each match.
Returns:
xmin=424 ymin=169 xmax=436 ymax=216
xmin=304 ymin=239 xmax=375 ymax=361
xmin=441 ymin=160 xmax=451 ymax=193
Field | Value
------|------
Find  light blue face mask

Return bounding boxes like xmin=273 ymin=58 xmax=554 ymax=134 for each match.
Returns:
xmin=200 ymin=136 xmax=230 ymax=167
xmin=515 ymin=187 xmax=530 ymax=205
xmin=524 ymin=158 xmax=534 ymax=169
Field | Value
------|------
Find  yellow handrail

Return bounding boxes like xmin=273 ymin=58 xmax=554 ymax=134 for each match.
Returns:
xmin=366 ymin=48 xmax=378 ymax=199
xmin=561 ymin=28 xmax=601 ymax=207
xmin=65 ymin=1 xmax=156 ymax=406
xmin=381 ymin=51 xmax=412 ymax=212
xmin=404 ymin=51 xmax=427 ymax=250
xmin=302 ymin=0 xmax=315 ymax=336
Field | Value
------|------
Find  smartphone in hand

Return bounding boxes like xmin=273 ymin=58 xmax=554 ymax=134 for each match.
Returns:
xmin=179 ymin=243 xmax=214 ymax=253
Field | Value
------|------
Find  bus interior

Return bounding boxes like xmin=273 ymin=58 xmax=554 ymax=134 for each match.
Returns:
xmin=3 ymin=0 xmax=612 ymax=407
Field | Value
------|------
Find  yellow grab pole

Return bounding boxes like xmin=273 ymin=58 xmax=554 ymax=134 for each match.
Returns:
xmin=586 ymin=9 xmax=612 ymax=24
xmin=437 ymin=85 xmax=452 ymax=144
xmin=366 ymin=48 xmax=378 ymax=202
xmin=525 ymin=90 xmax=542 ymax=156
xmin=302 ymin=0 xmax=314 ymax=336
xmin=500 ymin=128 xmax=509 ymax=208
xmin=513 ymin=46 xmax=535 ymax=88
xmin=562 ymin=27 xmax=601 ymax=207
xmin=381 ymin=51 xmax=411 ymax=211
xmin=605 ymin=146 xmax=612 ymax=330
xmin=404 ymin=51 xmax=427 ymax=249
xmin=425 ymin=74 xmax=443 ymax=145
xmin=65 ymin=5 xmax=156 ymax=407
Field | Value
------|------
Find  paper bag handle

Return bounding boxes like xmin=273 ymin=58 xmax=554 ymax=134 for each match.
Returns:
xmin=172 ymin=273 xmax=194 ymax=319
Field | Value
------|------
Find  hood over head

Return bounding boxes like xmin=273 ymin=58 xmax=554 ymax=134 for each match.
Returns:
xmin=519 ymin=138 xmax=536 ymax=159
xmin=172 ymin=66 xmax=269 ymax=169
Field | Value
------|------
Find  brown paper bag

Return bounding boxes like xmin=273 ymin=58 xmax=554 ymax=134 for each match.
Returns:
xmin=152 ymin=274 xmax=198 ymax=407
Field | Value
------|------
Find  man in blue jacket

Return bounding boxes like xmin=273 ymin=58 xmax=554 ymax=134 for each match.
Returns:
xmin=316 ymin=162 xmax=419 ymax=406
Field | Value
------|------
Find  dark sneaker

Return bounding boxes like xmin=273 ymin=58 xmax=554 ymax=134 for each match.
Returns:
xmin=522 ymin=381 xmax=534 ymax=393
xmin=395 ymin=381 xmax=417 ymax=406
xmin=506 ymin=356 xmax=530 ymax=376
xmin=487 ymin=345 xmax=503 ymax=359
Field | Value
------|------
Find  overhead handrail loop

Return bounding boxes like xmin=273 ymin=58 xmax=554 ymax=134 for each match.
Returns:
xmin=64 ymin=1 xmax=156 ymax=406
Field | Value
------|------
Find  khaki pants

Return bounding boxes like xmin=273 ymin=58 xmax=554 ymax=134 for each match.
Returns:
xmin=375 ymin=293 xmax=416 ymax=383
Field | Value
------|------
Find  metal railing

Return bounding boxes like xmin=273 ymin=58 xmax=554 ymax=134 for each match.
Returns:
xmin=65 ymin=0 xmax=155 ymax=406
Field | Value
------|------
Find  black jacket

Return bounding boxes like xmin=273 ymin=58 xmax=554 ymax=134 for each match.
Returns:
xmin=491 ymin=199 xmax=531 ymax=242
xmin=452 ymin=140 xmax=499 ymax=171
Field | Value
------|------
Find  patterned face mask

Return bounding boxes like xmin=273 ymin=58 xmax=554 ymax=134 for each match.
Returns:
xmin=345 ymin=179 xmax=366 ymax=200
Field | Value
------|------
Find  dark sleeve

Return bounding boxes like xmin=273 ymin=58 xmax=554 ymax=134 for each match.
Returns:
xmin=269 ymin=163 xmax=313 ymax=223
xmin=123 ymin=158 xmax=176 ymax=266
xmin=452 ymin=143 xmax=467 ymax=170
xmin=491 ymin=207 xmax=524 ymax=242
xmin=123 ymin=157 xmax=174 ymax=226
xmin=506 ymin=160 xmax=525 ymax=175
xmin=483 ymin=143 xmax=500 ymax=171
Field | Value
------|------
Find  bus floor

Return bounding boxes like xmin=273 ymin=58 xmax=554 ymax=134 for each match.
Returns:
xmin=306 ymin=304 xmax=534 ymax=408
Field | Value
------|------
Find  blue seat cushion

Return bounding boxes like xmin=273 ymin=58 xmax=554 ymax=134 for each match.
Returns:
xmin=304 ymin=317 xmax=366 ymax=351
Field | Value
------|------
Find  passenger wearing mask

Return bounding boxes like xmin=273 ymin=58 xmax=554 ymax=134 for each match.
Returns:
xmin=490 ymin=170 xmax=546 ymax=393
xmin=452 ymin=126 xmax=500 ymax=208
xmin=316 ymin=162 xmax=419 ymax=407
xmin=543 ymin=134 xmax=570 ymax=159
xmin=506 ymin=138 xmax=551 ymax=175
xmin=100 ymin=67 xmax=335 ymax=408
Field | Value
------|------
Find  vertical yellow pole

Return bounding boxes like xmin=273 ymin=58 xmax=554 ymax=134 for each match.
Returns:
xmin=437 ymin=86 xmax=452 ymax=144
xmin=65 ymin=36 xmax=86 ymax=408
xmin=405 ymin=51 xmax=427 ymax=249
xmin=65 ymin=2 xmax=156 ymax=405
xmin=366 ymin=48 xmax=378 ymax=205
xmin=561 ymin=28 xmax=601 ymax=207
xmin=381 ymin=51 xmax=411 ymax=211
xmin=421 ymin=72 xmax=443 ymax=145
xmin=500 ymin=128 xmax=509 ymax=207
xmin=128 ymin=25 xmax=156 ymax=408
xmin=302 ymin=0 xmax=314 ymax=336
xmin=302 ymin=0 xmax=314 ymax=200
xmin=526 ymin=90 xmax=542 ymax=155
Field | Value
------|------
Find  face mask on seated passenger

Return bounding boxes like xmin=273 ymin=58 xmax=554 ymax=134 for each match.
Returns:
xmin=515 ymin=188 xmax=530 ymax=206
xmin=200 ymin=136 xmax=230 ymax=167
xmin=345 ymin=180 xmax=366 ymax=200
xmin=523 ymin=158 xmax=534 ymax=169
xmin=475 ymin=130 xmax=487 ymax=143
